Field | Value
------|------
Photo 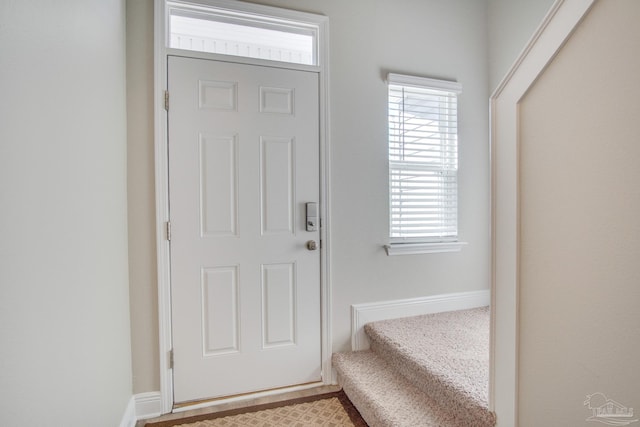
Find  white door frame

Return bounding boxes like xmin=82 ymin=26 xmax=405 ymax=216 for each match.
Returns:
xmin=490 ymin=0 xmax=595 ymax=425
xmin=153 ymin=0 xmax=331 ymax=413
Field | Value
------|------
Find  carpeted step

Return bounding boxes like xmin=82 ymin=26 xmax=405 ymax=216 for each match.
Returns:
xmin=332 ymin=350 xmax=460 ymax=427
xmin=364 ymin=306 xmax=495 ymax=427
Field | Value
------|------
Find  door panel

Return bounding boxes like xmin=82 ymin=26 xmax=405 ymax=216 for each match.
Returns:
xmin=260 ymin=136 xmax=295 ymax=235
xmin=200 ymin=134 xmax=238 ymax=237
xmin=168 ymin=56 xmax=320 ymax=403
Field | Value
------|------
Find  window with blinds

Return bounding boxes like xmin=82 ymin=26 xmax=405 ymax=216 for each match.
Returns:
xmin=388 ymin=73 xmax=462 ymax=244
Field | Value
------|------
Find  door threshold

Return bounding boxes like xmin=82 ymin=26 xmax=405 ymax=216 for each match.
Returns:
xmin=172 ymin=382 xmax=334 ymax=414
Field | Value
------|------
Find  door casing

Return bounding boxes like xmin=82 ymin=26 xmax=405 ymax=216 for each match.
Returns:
xmin=153 ymin=0 xmax=331 ymax=413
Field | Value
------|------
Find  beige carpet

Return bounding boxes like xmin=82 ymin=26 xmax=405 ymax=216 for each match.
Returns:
xmin=365 ymin=306 xmax=493 ymax=423
xmin=144 ymin=391 xmax=368 ymax=427
xmin=333 ymin=306 xmax=496 ymax=427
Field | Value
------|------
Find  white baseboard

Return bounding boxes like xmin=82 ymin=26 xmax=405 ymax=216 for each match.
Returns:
xmin=135 ymin=391 xmax=163 ymax=420
xmin=119 ymin=396 xmax=136 ymax=427
xmin=351 ymin=289 xmax=490 ymax=351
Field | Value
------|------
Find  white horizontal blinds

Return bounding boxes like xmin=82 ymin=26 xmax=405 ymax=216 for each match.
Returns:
xmin=388 ymin=74 xmax=461 ymax=242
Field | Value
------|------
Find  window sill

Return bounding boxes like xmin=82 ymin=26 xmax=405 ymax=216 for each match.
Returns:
xmin=384 ymin=241 xmax=467 ymax=256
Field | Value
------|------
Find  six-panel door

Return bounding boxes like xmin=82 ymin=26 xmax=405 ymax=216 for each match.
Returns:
xmin=168 ymin=56 xmax=321 ymax=403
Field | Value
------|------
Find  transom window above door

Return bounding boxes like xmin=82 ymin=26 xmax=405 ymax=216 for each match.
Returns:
xmin=167 ymin=0 xmax=321 ymax=66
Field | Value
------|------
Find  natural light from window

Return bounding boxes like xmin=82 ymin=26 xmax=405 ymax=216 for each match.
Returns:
xmin=388 ymin=74 xmax=461 ymax=245
xmin=169 ymin=13 xmax=316 ymax=65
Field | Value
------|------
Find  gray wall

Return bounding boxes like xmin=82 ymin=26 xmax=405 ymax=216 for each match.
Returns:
xmin=518 ymin=0 xmax=640 ymax=424
xmin=127 ymin=0 xmax=491 ymax=393
xmin=0 ymin=1 xmax=132 ymax=425
xmin=488 ymin=0 xmax=555 ymax=91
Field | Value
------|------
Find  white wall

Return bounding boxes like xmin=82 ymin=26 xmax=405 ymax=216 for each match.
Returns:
xmin=518 ymin=0 xmax=640 ymax=424
xmin=0 ymin=1 xmax=132 ymax=425
xmin=488 ymin=0 xmax=554 ymax=91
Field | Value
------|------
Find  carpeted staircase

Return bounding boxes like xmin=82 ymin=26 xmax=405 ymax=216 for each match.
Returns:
xmin=332 ymin=306 xmax=496 ymax=427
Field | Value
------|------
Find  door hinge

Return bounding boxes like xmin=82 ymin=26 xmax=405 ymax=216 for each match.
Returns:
xmin=165 ymin=221 xmax=171 ymax=241
xmin=169 ymin=349 xmax=174 ymax=369
xmin=164 ymin=90 xmax=169 ymax=111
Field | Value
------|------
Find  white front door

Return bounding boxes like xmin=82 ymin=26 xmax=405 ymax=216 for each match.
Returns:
xmin=168 ymin=56 xmax=321 ymax=403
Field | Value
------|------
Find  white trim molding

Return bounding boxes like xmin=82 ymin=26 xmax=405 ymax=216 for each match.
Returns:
xmin=119 ymin=392 xmax=164 ymax=425
xmin=135 ymin=392 xmax=163 ymax=420
xmin=489 ymin=0 xmax=596 ymax=425
xmin=154 ymin=0 xmax=331 ymax=413
xmin=351 ymin=290 xmax=490 ymax=351
xmin=387 ymin=73 xmax=462 ymax=94
xmin=384 ymin=241 xmax=467 ymax=256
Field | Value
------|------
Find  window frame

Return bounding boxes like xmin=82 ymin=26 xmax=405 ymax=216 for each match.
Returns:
xmin=166 ymin=0 xmax=321 ymax=66
xmin=385 ymin=73 xmax=466 ymax=256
